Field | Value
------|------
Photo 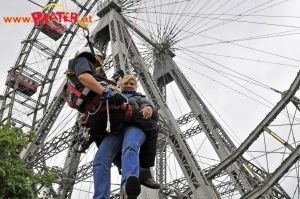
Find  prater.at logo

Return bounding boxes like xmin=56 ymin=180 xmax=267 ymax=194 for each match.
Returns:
xmin=31 ymin=3 xmax=92 ymax=31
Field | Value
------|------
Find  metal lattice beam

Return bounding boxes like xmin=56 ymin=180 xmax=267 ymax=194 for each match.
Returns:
xmin=207 ymin=72 xmax=300 ymax=179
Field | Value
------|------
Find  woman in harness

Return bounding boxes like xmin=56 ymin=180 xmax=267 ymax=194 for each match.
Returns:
xmin=91 ymin=74 xmax=160 ymax=199
xmin=66 ymin=47 xmax=159 ymax=198
xmin=115 ymin=74 xmax=160 ymax=190
xmin=78 ymin=73 xmax=160 ymax=190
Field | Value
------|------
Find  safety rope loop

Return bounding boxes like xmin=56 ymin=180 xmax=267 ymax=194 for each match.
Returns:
xmin=87 ymin=100 xmax=103 ymax=116
xmin=80 ymin=23 xmax=95 ymax=56
xmin=87 ymin=36 xmax=96 ymax=55
xmin=82 ymin=28 xmax=89 ymax=37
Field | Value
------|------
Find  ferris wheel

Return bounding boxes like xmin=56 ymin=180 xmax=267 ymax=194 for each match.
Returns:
xmin=1 ymin=0 xmax=300 ymax=198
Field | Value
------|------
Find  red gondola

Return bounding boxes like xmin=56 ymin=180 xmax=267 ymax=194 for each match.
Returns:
xmin=5 ymin=70 xmax=38 ymax=96
xmin=37 ymin=20 xmax=65 ymax=41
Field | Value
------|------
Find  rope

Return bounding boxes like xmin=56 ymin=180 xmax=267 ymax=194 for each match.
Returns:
xmin=106 ymin=99 xmax=111 ymax=133
xmin=88 ymin=100 xmax=103 ymax=116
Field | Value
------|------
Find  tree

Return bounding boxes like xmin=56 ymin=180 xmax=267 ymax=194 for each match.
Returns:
xmin=0 ymin=122 xmax=61 ymax=199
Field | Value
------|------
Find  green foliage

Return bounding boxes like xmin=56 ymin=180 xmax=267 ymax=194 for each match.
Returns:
xmin=0 ymin=122 xmax=62 ymax=199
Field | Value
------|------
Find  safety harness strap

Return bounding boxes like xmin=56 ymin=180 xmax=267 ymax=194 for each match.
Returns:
xmin=66 ymin=82 xmax=85 ymax=98
xmin=124 ymin=104 xmax=133 ymax=122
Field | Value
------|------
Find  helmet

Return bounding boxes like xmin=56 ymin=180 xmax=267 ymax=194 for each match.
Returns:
xmin=75 ymin=46 xmax=104 ymax=58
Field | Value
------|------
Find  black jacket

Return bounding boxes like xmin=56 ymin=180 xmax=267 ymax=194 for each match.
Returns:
xmin=124 ymin=91 xmax=159 ymax=134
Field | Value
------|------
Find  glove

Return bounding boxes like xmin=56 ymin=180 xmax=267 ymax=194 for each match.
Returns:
xmin=103 ymin=88 xmax=127 ymax=106
xmin=103 ymin=89 xmax=113 ymax=99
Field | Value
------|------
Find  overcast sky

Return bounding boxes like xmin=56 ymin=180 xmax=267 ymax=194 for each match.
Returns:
xmin=1 ymin=1 xmax=39 ymax=92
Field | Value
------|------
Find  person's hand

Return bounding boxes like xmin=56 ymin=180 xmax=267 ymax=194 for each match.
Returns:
xmin=103 ymin=88 xmax=113 ymax=98
xmin=103 ymin=89 xmax=127 ymax=106
xmin=140 ymin=106 xmax=153 ymax=119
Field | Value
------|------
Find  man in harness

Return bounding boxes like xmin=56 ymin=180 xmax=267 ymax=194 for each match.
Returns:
xmin=65 ymin=47 xmax=160 ymax=198
xmin=65 ymin=47 xmax=126 ymax=112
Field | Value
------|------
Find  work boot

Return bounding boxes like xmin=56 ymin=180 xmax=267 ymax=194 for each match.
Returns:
xmin=121 ymin=176 xmax=141 ymax=199
xmin=139 ymin=168 xmax=160 ymax=189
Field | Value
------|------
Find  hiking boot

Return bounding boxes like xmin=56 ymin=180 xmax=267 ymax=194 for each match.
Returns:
xmin=139 ymin=168 xmax=160 ymax=189
xmin=121 ymin=176 xmax=141 ymax=199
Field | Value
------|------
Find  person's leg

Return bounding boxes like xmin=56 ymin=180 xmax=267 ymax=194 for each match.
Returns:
xmin=128 ymin=108 xmax=161 ymax=189
xmin=93 ymin=134 xmax=122 ymax=199
xmin=139 ymin=128 xmax=160 ymax=189
xmin=121 ymin=126 xmax=146 ymax=199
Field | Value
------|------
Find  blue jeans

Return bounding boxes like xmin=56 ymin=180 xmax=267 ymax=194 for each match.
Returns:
xmin=93 ymin=126 xmax=145 ymax=199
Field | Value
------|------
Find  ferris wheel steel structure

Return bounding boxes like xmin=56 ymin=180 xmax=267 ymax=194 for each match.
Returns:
xmin=1 ymin=0 xmax=300 ymax=198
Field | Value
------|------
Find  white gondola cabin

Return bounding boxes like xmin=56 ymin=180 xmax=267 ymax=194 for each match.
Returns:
xmin=5 ymin=70 xmax=38 ymax=96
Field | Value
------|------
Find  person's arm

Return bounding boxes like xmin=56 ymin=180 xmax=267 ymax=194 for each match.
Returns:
xmin=138 ymin=96 xmax=154 ymax=119
xmin=140 ymin=105 xmax=153 ymax=119
xmin=74 ymin=57 xmax=126 ymax=105
xmin=73 ymin=57 xmax=106 ymax=96
xmin=78 ymin=70 xmax=126 ymax=105
xmin=78 ymin=73 xmax=105 ymax=96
